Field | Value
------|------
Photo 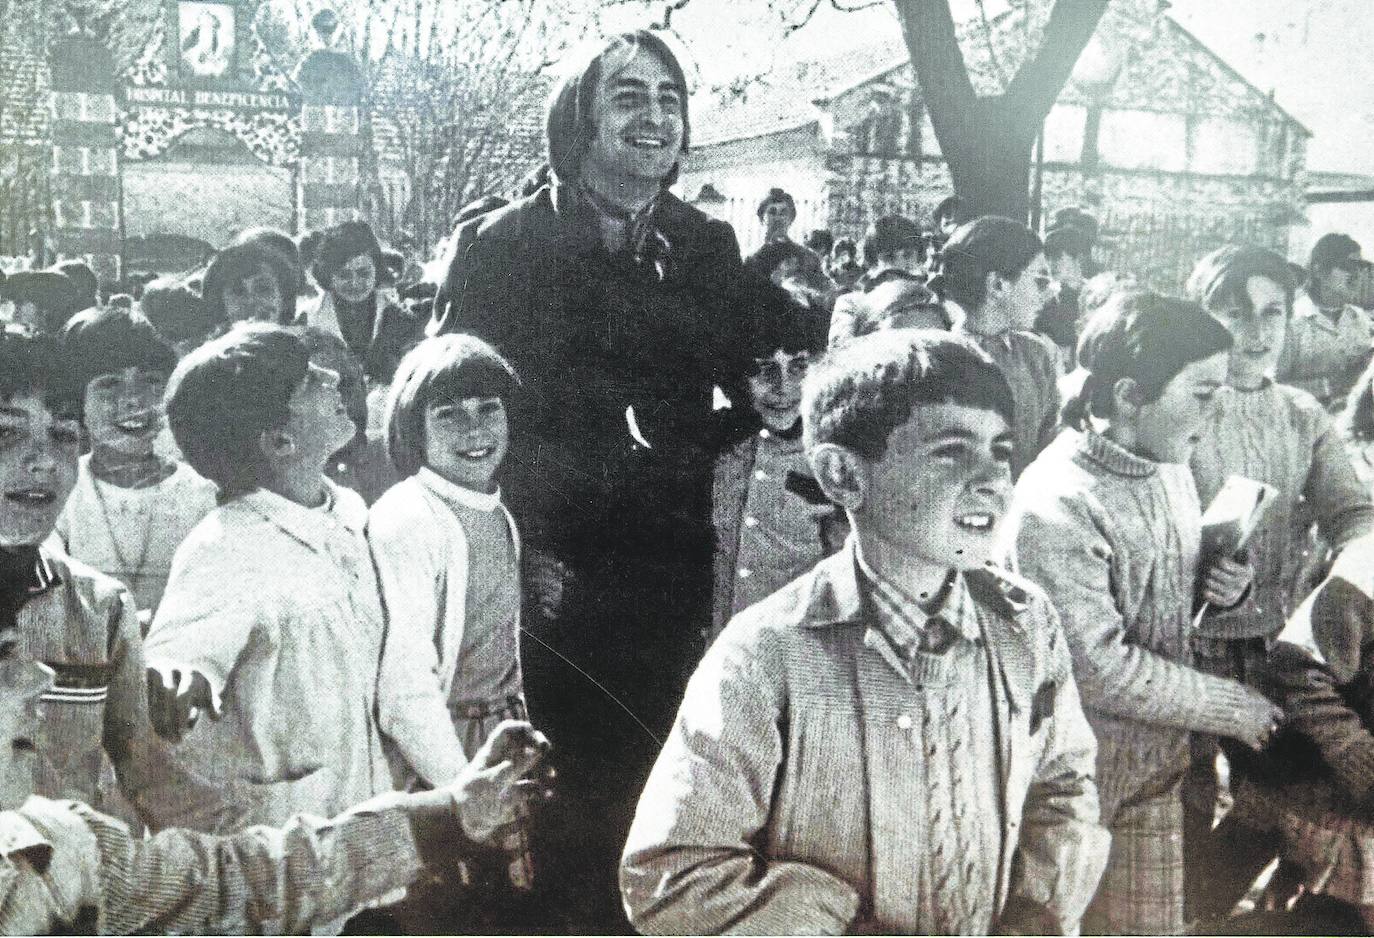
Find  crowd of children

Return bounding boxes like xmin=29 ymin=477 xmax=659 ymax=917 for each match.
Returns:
xmin=4 ymin=34 xmax=1374 ymax=933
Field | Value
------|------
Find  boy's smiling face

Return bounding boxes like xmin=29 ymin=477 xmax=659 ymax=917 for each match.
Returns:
xmin=84 ymin=366 xmax=167 ymax=458
xmin=0 ymin=392 xmax=80 ymax=548
xmin=0 ymin=636 xmax=50 ymax=811
xmin=748 ymin=350 xmax=808 ymax=433
xmin=853 ymin=402 xmax=1013 ymax=575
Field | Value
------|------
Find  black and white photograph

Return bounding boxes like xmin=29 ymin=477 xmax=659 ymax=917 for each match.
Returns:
xmin=2 ymin=0 xmax=1374 ymax=933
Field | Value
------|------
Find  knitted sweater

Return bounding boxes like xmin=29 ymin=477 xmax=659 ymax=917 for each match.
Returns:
xmin=1189 ymin=381 xmax=1374 ymax=641
xmin=1003 ymin=429 xmax=1262 ymax=820
xmin=897 ymin=638 xmax=1003 ymax=935
xmin=968 ymin=329 xmax=1062 ymax=479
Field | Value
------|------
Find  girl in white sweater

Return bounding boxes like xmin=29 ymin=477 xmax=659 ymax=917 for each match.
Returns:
xmin=369 ymin=335 xmax=536 ymax=907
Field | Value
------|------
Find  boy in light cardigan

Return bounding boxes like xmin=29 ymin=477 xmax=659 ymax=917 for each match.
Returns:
xmin=622 ymin=331 xmax=1109 ymax=935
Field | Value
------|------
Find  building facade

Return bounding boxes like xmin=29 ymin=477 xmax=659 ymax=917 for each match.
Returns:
xmin=679 ymin=2 xmax=1311 ymax=291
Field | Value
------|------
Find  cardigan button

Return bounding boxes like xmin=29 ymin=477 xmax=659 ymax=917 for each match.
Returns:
xmin=744 ymin=516 xmax=759 ymax=528
xmin=896 ymin=713 xmax=913 ymax=731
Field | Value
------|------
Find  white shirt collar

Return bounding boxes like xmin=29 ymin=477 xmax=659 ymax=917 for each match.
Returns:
xmin=417 ymin=466 xmax=502 ymax=512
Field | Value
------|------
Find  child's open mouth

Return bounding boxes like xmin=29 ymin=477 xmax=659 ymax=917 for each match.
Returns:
xmin=11 ymin=737 xmax=36 ymax=755
xmin=4 ymin=487 xmax=56 ymax=506
xmin=459 ymin=446 xmax=496 ymax=460
xmin=626 ymin=135 xmax=669 ymax=150
xmin=114 ymin=413 xmax=156 ymax=434
xmin=954 ymin=512 xmax=996 ymax=532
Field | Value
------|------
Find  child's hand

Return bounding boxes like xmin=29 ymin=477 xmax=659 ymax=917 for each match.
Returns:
xmin=448 ymin=720 xmax=552 ymax=843
xmin=1203 ymin=555 xmax=1253 ymax=609
xmin=146 ymin=664 xmax=222 ymax=742
xmin=1224 ymin=685 xmax=1284 ymax=751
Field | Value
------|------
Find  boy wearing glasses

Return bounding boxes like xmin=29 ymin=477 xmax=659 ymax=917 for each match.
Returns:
xmin=1278 ymin=233 xmax=1374 ymax=411
xmin=143 ymin=325 xmax=393 ymax=831
xmin=712 ymin=290 xmax=837 ymax=640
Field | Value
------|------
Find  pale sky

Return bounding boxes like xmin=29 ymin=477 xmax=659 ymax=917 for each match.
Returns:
xmin=599 ymin=0 xmax=1374 ymax=176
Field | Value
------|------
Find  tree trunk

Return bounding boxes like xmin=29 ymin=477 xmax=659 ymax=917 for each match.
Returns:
xmin=945 ymin=105 xmax=1036 ymax=222
xmin=892 ymin=0 xmax=1110 ymax=224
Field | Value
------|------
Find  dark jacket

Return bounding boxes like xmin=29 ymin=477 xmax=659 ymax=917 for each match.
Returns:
xmin=430 ymin=183 xmax=750 ymax=563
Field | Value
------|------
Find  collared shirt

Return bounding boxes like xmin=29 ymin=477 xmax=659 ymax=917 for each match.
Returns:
xmin=0 ymin=795 xmax=423 ymax=935
xmin=14 ymin=546 xmax=226 ymax=832
xmin=853 ymin=540 xmax=981 ymax=676
xmin=1278 ymin=292 xmax=1374 ymax=409
xmin=146 ymin=481 xmax=391 ymax=831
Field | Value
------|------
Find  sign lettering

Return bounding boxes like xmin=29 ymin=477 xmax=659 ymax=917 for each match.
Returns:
xmin=124 ymin=86 xmax=297 ymax=111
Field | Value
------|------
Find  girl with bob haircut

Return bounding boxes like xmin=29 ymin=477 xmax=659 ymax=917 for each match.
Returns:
xmin=1001 ymin=290 xmax=1282 ymax=936
xmin=1183 ymin=245 xmax=1374 ymax=906
xmin=939 ymin=215 xmax=1061 ymax=477
xmin=369 ymin=334 xmax=538 ymax=916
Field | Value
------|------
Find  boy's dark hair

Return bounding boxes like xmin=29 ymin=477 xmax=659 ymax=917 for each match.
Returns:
xmin=756 ymin=187 xmax=796 ymax=220
xmin=939 ymin=216 xmax=1043 ymax=312
xmin=1064 ymin=290 xmax=1233 ymax=429
xmin=1310 ymin=232 xmax=1363 ymax=276
xmin=0 ymin=330 xmax=81 ymax=416
xmin=384 ymin=334 xmax=521 ymax=478
xmin=861 ymin=215 xmax=924 ymax=269
xmin=53 ymin=260 xmax=98 ymax=309
xmin=803 ymin=330 xmax=1013 ymax=461
xmin=165 ymin=324 xmax=310 ymax=499
xmin=1186 ymin=245 xmax=1297 ymax=316
xmin=746 ymin=238 xmax=821 ymax=282
xmin=1043 ymin=226 xmax=1093 ymax=263
xmin=139 ymin=276 xmax=220 ymax=348
xmin=312 ymin=220 xmax=385 ymax=290
xmin=546 ymin=31 xmax=690 ymax=187
xmin=1 ymin=270 xmax=84 ymax=334
xmin=933 ymin=195 xmax=969 ymax=228
xmin=63 ymin=307 xmax=177 ymax=395
xmin=804 ymin=228 xmax=833 ymax=256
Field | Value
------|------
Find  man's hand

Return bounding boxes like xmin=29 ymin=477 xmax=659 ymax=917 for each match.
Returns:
xmin=1202 ymin=555 xmax=1253 ymax=609
xmin=448 ymin=720 xmax=552 ymax=843
xmin=146 ymin=664 xmax=221 ymax=742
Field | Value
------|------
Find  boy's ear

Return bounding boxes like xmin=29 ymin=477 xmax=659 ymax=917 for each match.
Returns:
xmin=258 ymin=426 xmax=295 ymax=465
xmin=1110 ymin=376 xmax=1143 ymax=418
xmin=809 ymin=443 xmax=867 ymax=512
xmin=984 ymin=269 xmax=1005 ymax=299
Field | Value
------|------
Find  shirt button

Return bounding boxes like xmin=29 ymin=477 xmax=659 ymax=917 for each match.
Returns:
xmin=738 ymin=568 xmax=752 ymax=579
xmin=896 ymin=713 xmax=913 ymax=731
xmin=744 ymin=516 xmax=759 ymax=528
xmin=754 ymin=470 xmax=769 ymax=480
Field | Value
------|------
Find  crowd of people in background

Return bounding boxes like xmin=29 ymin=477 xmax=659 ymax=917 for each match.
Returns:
xmin=6 ymin=26 xmax=1374 ymax=937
